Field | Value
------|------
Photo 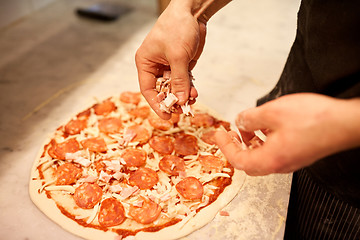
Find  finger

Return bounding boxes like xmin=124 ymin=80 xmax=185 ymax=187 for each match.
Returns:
xmin=235 ymin=106 xmax=277 ymax=132
xmin=189 ymin=22 xmax=207 ymax=71
xmin=215 ymin=131 xmax=274 ymax=176
xmin=169 ymin=56 xmax=191 ymax=105
xmin=136 ymin=58 xmax=171 ymax=120
xmin=238 ymin=129 xmax=255 ymax=146
xmin=189 ymin=85 xmax=198 ymax=103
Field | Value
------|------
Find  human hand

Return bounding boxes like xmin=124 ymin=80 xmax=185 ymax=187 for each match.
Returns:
xmin=135 ymin=1 xmax=206 ymax=119
xmin=215 ymin=93 xmax=360 ymax=176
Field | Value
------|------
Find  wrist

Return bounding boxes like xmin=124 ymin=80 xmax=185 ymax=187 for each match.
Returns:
xmin=169 ymin=0 xmax=231 ymax=23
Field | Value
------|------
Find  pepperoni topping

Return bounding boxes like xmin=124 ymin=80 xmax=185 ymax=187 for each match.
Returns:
xmin=98 ymin=198 xmax=126 ymax=227
xmin=128 ymin=106 xmax=150 ymax=119
xmin=120 ymin=148 xmax=147 ymax=167
xmin=129 ymin=198 xmax=161 ymax=224
xmin=190 ymin=113 xmax=215 ymax=128
xmin=214 ymin=120 xmax=231 ymax=131
xmin=120 ymin=91 xmax=141 ymax=105
xmin=198 ymin=155 xmax=224 ymax=172
xmin=93 ymin=99 xmax=116 ymax=116
xmin=55 ymin=162 xmax=82 ymax=185
xmin=159 ymin=155 xmax=185 ymax=176
xmin=126 ymin=125 xmax=151 ymax=144
xmin=98 ymin=117 xmax=122 ymax=134
xmin=149 ymin=136 xmax=174 ymax=155
xmin=174 ymin=133 xmax=198 ymax=156
xmin=64 ymin=119 xmax=87 ymax=135
xmin=176 ymin=177 xmax=203 ymax=200
xmin=50 ymin=138 xmax=80 ymax=160
xmin=129 ymin=168 xmax=159 ymax=190
xmin=81 ymin=137 xmax=107 ymax=152
xmin=76 ymin=109 xmax=91 ymax=119
xmin=148 ymin=115 xmax=173 ymax=131
xmin=201 ymin=130 xmax=216 ymax=145
xmin=74 ymin=183 xmax=103 ymax=209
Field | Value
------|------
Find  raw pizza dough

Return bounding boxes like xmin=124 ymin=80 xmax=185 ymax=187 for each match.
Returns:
xmin=29 ymin=92 xmax=246 ymax=240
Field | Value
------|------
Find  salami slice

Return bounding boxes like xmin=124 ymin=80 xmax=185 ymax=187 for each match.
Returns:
xmin=201 ymin=130 xmax=216 ymax=145
xmin=120 ymin=91 xmax=141 ymax=105
xmin=129 ymin=167 xmax=159 ymax=190
xmin=128 ymin=106 xmax=150 ymax=119
xmin=174 ymin=133 xmax=198 ymax=156
xmin=148 ymin=115 xmax=173 ymax=131
xmin=190 ymin=113 xmax=215 ymax=128
xmin=198 ymin=155 xmax=224 ymax=172
xmin=93 ymin=99 xmax=116 ymax=116
xmin=175 ymin=177 xmax=204 ymax=200
xmin=55 ymin=162 xmax=82 ymax=185
xmin=74 ymin=183 xmax=103 ymax=209
xmin=129 ymin=198 xmax=161 ymax=224
xmin=159 ymin=155 xmax=185 ymax=176
xmin=125 ymin=125 xmax=151 ymax=144
xmin=214 ymin=120 xmax=231 ymax=131
xmin=149 ymin=136 xmax=174 ymax=155
xmin=98 ymin=117 xmax=122 ymax=134
xmin=64 ymin=119 xmax=87 ymax=135
xmin=98 ymin=198 xmax=126 ymax=227
xmin=81 ymin=137 xmax=107 ymax=153
xmin=49 ymin=138 xmax=80 ymax=160
xmin=76 ymin=109 xmax=91 ymax=119
xmin=120 ymin=148 xmax=147 ymax=167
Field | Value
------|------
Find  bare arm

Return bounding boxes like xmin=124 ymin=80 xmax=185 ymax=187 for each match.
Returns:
xmin=135 ymin=0 xmax=231 ymax=119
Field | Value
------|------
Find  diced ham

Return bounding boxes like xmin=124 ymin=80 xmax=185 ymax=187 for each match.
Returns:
xmin=163 ymin=93 xmax=178 ymax=109
xmin=156 ymin=92 xmax=166 ymax=102
xmin=179 ymin=171 xmax=187 ymax=178
xmin=78 ymin=175 xmax=98 ymax=183
xmin=160 ymin=193 xmax=171 ymax=202
xmin=99 ymin=171 xmax=112 ymax=183
xmin=112 ymin=171 xmax=124 ymax=180
xmin=132 ymin=200 xmax=144 ymax=207
xmin=103 ymin=160 xmax=122 ymax=172
xmin=119 ymin=186 xmax=139 ymax=199
xmin=65 ymin=152 xmax=92 ymax=167
xmin=74 ymin=157 xmax=92 ymax=167
xmin=109 ymin=185 xmax=123 ymax=193
xmin=155 ymin=72 xmax=194 ymax=116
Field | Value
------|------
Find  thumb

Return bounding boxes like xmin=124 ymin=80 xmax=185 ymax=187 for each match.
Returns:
xmin=169 ymin=59 xmax=191 ymax=105
xmin=235 ymin=105 xmax=277 ymax=132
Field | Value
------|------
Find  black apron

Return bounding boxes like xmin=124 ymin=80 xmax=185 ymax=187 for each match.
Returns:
xmin=256 ymin=0 xmax=360 ymax=239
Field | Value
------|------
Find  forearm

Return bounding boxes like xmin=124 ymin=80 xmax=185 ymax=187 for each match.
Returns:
xmin=168 ymin=0 xmax=232 ymax=23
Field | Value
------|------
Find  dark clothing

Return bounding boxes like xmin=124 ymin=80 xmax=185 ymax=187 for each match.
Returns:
xmin=285 ymin=169 xmax=360 ymax=240
xmin=257 ymin=0 xmax=360 ymax=239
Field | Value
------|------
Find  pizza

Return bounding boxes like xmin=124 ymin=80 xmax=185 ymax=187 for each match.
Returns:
xmin=29 ymin=91 xmax=246 ymax=240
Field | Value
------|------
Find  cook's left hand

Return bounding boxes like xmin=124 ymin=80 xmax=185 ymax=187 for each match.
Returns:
xmin=215 ymin=93 xmax=360 ymax=176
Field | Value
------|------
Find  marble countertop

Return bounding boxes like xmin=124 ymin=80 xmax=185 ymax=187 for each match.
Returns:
xmin=0 ymin=0 xmax=300 ymax=239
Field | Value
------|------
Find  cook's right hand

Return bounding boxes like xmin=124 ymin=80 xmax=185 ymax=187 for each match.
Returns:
xmin=135 ymin=1 xmax=206 ymax=119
